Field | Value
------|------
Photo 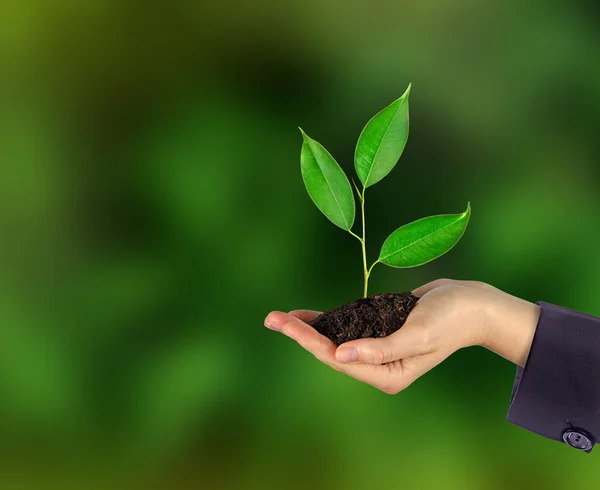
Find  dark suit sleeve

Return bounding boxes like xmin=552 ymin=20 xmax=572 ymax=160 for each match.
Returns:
xmin=506 ymin=301 xmax=600 ymax=453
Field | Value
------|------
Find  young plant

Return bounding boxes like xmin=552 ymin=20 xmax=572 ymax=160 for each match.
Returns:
xmin=299 ymin=84 xmax=471 ymax=299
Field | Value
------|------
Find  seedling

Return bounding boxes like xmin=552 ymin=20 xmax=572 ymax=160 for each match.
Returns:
xmin=298 ymin=84 xmax=471 ymax=344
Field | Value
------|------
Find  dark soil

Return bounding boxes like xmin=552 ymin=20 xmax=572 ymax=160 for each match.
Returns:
xmin=308 ymin=292 xmax=419 ymax=346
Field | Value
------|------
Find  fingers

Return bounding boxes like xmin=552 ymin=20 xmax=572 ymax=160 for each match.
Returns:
xmin=341 ymin=362 xmax=403 ymax=393
xmin=335 ymin=320 xmax=434 ymax=365
xmin=265 ymin=311 xmax=337 ymax=365
xmin=287 ymin=309 xmax=322 ymax=323
xmin=395 ymin=350 xmax=446 ymax=390
xmin=344 ymin=351 xmax=444 ymax=395
xmin=265 ymin=311 xmax=396 ymax=385
xmin=264 ymin=310 xmax=432 ymax=395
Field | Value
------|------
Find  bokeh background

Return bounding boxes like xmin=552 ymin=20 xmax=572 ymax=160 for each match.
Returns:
xmin=1 ymin=0 xmax=600 ymax=488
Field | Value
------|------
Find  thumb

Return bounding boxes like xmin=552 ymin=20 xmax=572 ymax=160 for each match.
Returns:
xmin=335 ymin=323 xmax=428 ymax=365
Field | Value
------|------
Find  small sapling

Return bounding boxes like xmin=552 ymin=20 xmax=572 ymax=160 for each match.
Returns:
xmin=298 ymin=84 xmax=471 ymax=345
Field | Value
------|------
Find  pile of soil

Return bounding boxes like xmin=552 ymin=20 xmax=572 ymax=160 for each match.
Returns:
xmin=308 ymin=292 xmax=419 ymax=346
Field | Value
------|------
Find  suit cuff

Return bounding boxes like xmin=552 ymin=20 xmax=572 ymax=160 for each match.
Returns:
xmin=506 ymin=301 xmax=600 ymax=453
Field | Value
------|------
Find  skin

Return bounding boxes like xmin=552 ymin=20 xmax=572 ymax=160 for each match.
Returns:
xmin=264 ymin=279 xmax=540 ymax=395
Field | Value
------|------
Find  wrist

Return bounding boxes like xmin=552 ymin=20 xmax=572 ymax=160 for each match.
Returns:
xmin=482 ymin=291 xmax=540 ymax=367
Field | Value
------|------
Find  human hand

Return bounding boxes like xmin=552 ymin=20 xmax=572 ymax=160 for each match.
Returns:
xmin=264 ymin=279 xmax=540 ymax=394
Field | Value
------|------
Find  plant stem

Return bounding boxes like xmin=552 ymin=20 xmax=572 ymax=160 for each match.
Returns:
xmin=368 ymin=259 xmax=379 ymax=276
xmin=359 ymin=188 xmax=369 ymax=297
xmin=350 ymin=182 xmax=379 ymax=298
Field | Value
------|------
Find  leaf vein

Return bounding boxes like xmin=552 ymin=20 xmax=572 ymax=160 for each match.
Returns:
xmin=309 ymin=141 xmax=350 ymax=229
xmin=363 ymin=101 xmax=402 ymax=187
xmin=379 ymin=216 xmax=463 ymax=263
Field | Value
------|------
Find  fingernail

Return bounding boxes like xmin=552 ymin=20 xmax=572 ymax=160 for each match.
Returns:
xmin=336 ymin=347 xmax=358 ymax=363
xmin=264 ymin=319 xmax=281 ymax=331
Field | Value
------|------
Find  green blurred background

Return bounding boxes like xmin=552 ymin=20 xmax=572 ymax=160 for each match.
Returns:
xmin=1 ymin=0 xmax=600 ymax=488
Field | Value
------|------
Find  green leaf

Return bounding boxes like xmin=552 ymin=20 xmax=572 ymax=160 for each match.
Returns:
xmin=355 ymin=84 xmax=411 ymax=188
xmin=378 ymin=202 xmax=471 ymax=267
xmin=300 ymin=128 xmax=355 ymax=230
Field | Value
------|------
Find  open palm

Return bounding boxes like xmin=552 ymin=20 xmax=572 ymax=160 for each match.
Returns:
xmin=265 ymin=280 xmax=496 ymax=394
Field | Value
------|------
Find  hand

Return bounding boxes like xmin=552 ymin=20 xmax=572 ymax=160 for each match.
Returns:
xmin=264 ymin=279 xmax=540 ymax=394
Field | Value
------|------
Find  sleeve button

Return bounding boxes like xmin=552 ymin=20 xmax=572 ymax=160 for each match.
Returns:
xmin=562 ymin=429 xmax=594 ymax=451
